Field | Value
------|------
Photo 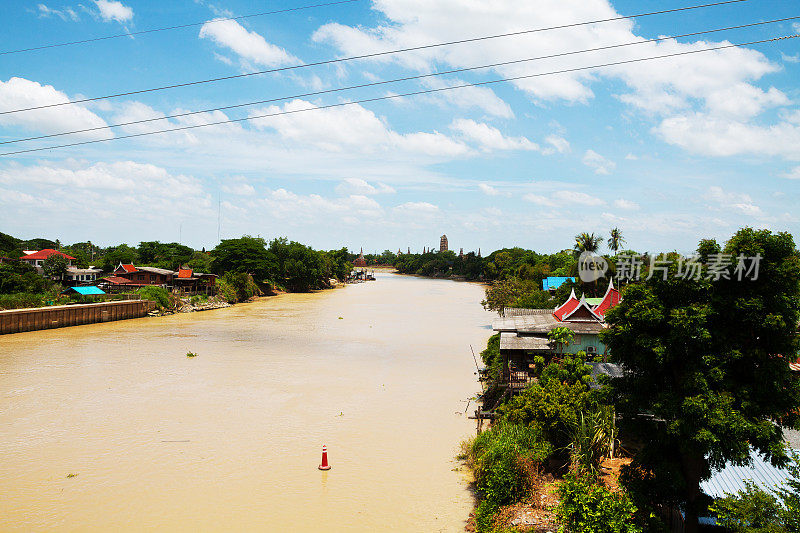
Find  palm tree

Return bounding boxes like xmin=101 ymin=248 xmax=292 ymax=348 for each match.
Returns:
xmin=607 ymin=228 xmax=625 ymax=254
xmin=573 ymin=232 xmax=603 ymax=256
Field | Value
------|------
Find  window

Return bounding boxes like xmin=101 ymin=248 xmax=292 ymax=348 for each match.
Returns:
xmin=138 ymin=274 xmax=145 ymax=280
xmin=150 ymin=275 xmax=156 ymax=282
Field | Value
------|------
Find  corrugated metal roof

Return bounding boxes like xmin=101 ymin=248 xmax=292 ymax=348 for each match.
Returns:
xmin=63 ymin=286 xmax=106 ymax=295
xmin=493 ymin=314 xmax=605 ymax=335
xmin=585 ymin=362 xmax=625 ymax=389
xmin=502 ymin=307 xmax=553 ymax=317
xmin=542 ymin=276 xmax=575 ymax=290
xmin=700 ymin=448 xmax=794 ymax=499
xmin=499 ymin=332 xmax=551 ymax=351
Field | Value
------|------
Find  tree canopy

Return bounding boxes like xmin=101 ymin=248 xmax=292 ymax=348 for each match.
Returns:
xmin=600 ymin=228 xmax=800 ymax=531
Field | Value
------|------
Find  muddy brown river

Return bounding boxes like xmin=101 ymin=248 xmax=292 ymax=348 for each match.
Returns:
xmin=0 ymin=272 xmax=492 ymax=531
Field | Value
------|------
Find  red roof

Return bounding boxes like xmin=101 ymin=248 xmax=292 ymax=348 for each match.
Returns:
xmin=553 ymin=289 xmax=579 ymax=321
xmin=20 ymin=249 xmax=75 ymax=261
xmin=117 ymin=263 xmax=137 ymax=273
xmin=594 ymin=279 xmax=622 ymax=317
xmin=178 ymin=268 xmax=193 ymax=278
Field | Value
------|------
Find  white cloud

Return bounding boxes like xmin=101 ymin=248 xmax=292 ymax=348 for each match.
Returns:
xmin=613 ymin=198 xmax=639 ymax=210
xmin=582 ymin=149 xmax=615 ymax=175
xmin=705 ymin=186 xmax=762 ymax=216
xmin=782 ymin=167 xmax=800 ymax=180
xmin=93 ymin=0 xmax=133 ymax=23
xmin=312 ymin=0 xmax=779 ymax=114
xmin=421 ymin=78 xmax=514 ymax=118
xmin=479 ymin=183 xmax=508 ymax=197
xmin=394 ymin=201 xmax=438 ymax=213
xmin=38 ymin=4 xmax=79 ymax=21
xmin=552 ymin=190 xmax=605 ymax=206
xmin=250 ymin=99 xmax=469 ymax=157
xmin=522 ymin=194 xmax=556 ymax=207
xmin=252 ymin=188 xmax=383 ymax=223
xmin=0 ymin=77 xmax=111 ymax=139
xmin=450 ymin=119 xmax=538 ymax=151
xmin=335 ymin=178 xmax=396 ymax=195
xmin=221 ymin=177 xmax=255 ymax=196
xmin=656 ymin=113 xmax=800 ymax=159
xmin=199 ymin=19 xmax=299 ymax=67
xmin=543 ymin=135 xmax=570 ymax=154
xmin=0 ymin=160 xmax=210 ymax=224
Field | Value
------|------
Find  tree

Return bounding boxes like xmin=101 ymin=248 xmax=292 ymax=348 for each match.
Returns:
xmin=211 ymin=236 xmax=274 ymax=281
xmin=548 ymin=326 xmax=575 ymax=355
xmin=607 ymin=228 xmax=625 ymax=254
xmin=574 ymin=232 xmax=603 ymax=256
xmin=42 ymin=254 xmax=68 ymax=280
xmin=100 ymin=244 xmax=139 ymax=271
xmin=600 ymin=228 xmax=800 ymax=532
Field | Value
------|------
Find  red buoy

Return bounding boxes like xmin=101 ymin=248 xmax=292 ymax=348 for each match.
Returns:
xmin=318 ymin=445 xmax=331 ymax=471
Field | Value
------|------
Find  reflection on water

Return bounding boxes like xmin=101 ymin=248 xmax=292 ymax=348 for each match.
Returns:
xmin=0 ymin=273 xmax=491 ymax=531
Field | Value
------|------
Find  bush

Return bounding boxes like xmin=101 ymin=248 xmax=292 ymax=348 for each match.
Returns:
xmin=500 ymin=373 xmax=591 ymax=452
xmin=556 ymin=473 xmax=642 ymax=533
xmin=0 ymin=292 xmax=46 ymax=310
xmin=221 ymin=272 xmax=261 ymax=302
xmin=468 ymin=423 xmax=553 ymax=532
xmin=137 ymin=286 xmax=171 ymax=310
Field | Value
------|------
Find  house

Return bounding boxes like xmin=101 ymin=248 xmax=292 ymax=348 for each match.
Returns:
xmin=113 ymin=263 xmax=175 ymax=287
xmin=19 ymin=249 xmax=75 ymax=273
xmin=492 ymin=279 xmax=622 ymax=391
xmin=172 ymin=267 xmax=217 ymax=294
xmin=65 ymin=267 xmax=103 ymax=284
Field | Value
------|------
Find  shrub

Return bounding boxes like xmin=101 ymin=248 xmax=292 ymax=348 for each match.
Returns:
xmin=567 ymin=409 xmax=616 ymax=478
xmin=500 ymin=374 xmax=591 ymax=452
xmin=556 ymin=473 xmax=642 ymax=533
xmin=137 ymin=286 xmax=171 ymax=310
xmin=221 ymin=272 xmax=261 ymax=302
xmin=0 ymin=292 xmax=45 ymax=310
xmin=468 ymin=423 xmax=553 ymax=532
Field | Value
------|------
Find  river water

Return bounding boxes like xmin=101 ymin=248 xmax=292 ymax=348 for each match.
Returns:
xmin=0 ymin=273 xmax=492 ymax=531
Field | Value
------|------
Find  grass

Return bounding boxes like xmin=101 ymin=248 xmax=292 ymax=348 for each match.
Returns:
xmin=186 ymin=351 xmax=198 ymax=358
xmin=66 ymin=473 xmax=78 ymax=478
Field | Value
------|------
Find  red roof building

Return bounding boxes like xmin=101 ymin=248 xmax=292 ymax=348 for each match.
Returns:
xmin=593 ymin=278 xmax=622 ymax=318
xmin=553 ymin=288 xmax=579 ymax=321
xmin=115 ymin=263 xmax=137 ymax=275
xmin=20 ymin=249 xmax=75 ymax=270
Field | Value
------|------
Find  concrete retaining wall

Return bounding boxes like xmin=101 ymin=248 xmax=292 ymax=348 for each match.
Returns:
xmin=0 ymin=300 xmax=153 ymax=335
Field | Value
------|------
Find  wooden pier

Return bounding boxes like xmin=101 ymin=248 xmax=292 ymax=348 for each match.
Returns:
xmin=0 ymin=300 xmax=153 ymax=335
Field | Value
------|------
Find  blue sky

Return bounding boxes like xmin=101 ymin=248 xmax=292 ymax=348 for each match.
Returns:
xmin=0 ymin=0 xmax=798 ymax=255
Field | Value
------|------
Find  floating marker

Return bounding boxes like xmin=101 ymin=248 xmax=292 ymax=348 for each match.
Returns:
xmin=318 ymin=445 xmax=331 ymax=471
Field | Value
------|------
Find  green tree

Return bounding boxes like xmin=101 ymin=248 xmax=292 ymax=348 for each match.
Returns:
xmin=42 ymin=254 xmax=68 ymax=280
xmin=548 ymin=325 xmax=574 ymax=354
xmin=100 ymin=244 xmax=139 ymax=271
xmin=211 ymin=236 xmax=274 ymax=282
xmin=608 ymin=228 xmax=625 ymax=254
xmin=574 ymin=232 xmax=603 ymax=256
xmin=600 ymin=228 xmax=800 ymax=532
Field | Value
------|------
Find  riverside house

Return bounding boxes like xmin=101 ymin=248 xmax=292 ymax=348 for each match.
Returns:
xmin=492 ymin=279 xmax=622 ymax=391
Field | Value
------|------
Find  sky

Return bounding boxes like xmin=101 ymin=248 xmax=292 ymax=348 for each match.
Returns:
xmin=0 ymin=0 xmax=799 ymax=256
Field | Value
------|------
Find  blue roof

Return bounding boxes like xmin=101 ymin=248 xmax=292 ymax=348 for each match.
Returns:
xmin=542 ymin=276 xmax=575 ymax=291
xmin=64 ymin=286 xmax=106 ymax=295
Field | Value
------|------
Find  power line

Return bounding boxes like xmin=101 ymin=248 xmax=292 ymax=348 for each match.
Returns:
xmin=3 ymin=16 xmax=796 ymax=146
xmin=0 ymin=0 xmax=750 ymax=116
xmin=0 ymin=0 xmax=362 ymax=56
xmin=2 ymin=33 xmax=795 ymax=157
